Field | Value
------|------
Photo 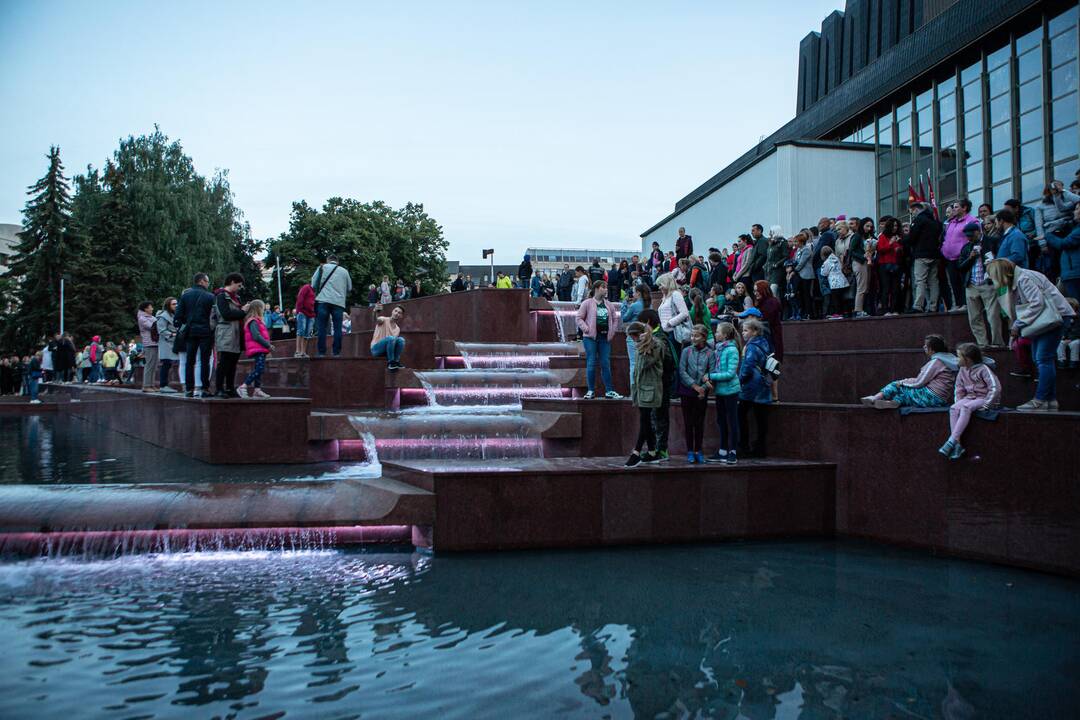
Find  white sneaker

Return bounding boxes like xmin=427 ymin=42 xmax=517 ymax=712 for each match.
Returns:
xmin=252 ymin=388 xmax=270 ymax=399
xmin=583 ymin=391 xmax=595 ymax=399
xmin=236 ymin=386 xmax=249 ymax=398
xmin=1016 ymin=398 xmax=1048 ymax=412
xmin=604 ymin=391 xmax=623 ymax=399
xmin=29 ymin=399 xmax=42 ymax=404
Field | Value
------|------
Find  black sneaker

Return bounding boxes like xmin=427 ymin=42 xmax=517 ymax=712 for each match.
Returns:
xmin=184 ymin=391 xmax=195 ymax=398
xmin=725 ymin=451 xmax=738 ymax=465
xmin=624 ymin=453 xmax=642 ymax=468
xmin=640 ymin=452 xmax=659 ymax=464
xmin=705 ymin=450 xmax=727 ymax=464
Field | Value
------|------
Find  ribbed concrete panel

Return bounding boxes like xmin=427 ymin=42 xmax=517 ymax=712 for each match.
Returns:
xmin=850 ymin=0 xmax=870 ymax=73
xmin=798 ymin=32 xmax=822 ymax=112
xmin=867 ymin=0 xmax=881 ymax=61
xmin=881 ymin=0 xmax=900 ymax=51
xmin=898 ymin=0 xmax=914 ymax=38
xmin=823 ymin=11 xmax=846 ymax=92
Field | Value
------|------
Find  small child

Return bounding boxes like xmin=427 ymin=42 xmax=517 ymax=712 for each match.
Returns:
xmin=705 ymin=322 xmax=742 ymax=465
xmin=940 ymin=343 xmax=1001 ymax=460
xmin=239 ymin=300 xmax=272 ymax=399
xmin=783 ymin=261 xmax=800 ymax=320
xmin=678 ymin=325 xmax=714 ymax=463
xmin=1058 ymin=298 xmax=1079 ymax=368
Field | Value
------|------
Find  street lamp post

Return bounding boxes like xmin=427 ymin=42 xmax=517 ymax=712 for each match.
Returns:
xmin=483 ymin=248 xmax=494 ymax=285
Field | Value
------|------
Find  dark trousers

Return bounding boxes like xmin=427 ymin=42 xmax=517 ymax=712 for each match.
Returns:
xmin=679 ymin=395 xmax=709 ymax=452
xmin=877 ymin=264 xmax=902 ymax=313
xmin=944 ymin=260 xmax=966 ymax=309
xmin=714 ymin=393 xmax=739 ymax=452
xmin=184 ymin=335 xmax=213 ymax=392
xmin=797 ymin=277 xmax=813 ymax=319
xmin=316 ymin=302 xmax=344 ymax=356
xmin=651 ymin=389 xmax=671 ymax=453
xmin=635 ymin=406 xmax=656 ymax=452
xmin=738 ymin=400 xmax=769 ymax=456
xmin=159 ymin=359 xmax=174 ymax=388
xmin=216 ymin=351 xmax=240 ymax=394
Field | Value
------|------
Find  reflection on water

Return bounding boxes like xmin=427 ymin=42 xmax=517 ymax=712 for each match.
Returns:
xmin=0 ymin=415 xmax=377 ymax=484
xmin=0 ymin=541 xmax=1076 ymax=719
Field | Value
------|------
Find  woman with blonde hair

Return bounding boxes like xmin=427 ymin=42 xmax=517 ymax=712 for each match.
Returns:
xmin=656 ymin=272 xmax=691 ymax=354
xmin=239 ymin=299 xmax=273 ymax=398
xmin=985 ymin=258 xmax=1075 ymax=410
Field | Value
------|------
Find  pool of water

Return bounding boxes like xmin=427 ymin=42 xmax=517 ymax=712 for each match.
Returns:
xmin=0 ymin=540 xmax=1076 ymax=719
xmin=0 ymin=415 xmax=377 ymax=484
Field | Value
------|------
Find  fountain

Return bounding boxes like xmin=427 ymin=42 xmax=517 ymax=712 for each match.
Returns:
xmin=548 ymin=301 xmax=580 ymax=343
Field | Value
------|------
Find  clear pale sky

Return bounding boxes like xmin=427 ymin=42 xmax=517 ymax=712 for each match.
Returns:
xmin=1 ymin=0 xmax=841 ymax=261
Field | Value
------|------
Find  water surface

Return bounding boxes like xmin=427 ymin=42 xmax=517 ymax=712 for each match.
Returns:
xmin=0 ymin=541 xmax=1076 ymax=719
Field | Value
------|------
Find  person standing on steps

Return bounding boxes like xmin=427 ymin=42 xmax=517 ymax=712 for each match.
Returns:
xmin=312 ymin=254 xmax=353 ymax=357
xmin=678 ymin=325 xmax=714 ymax=464
xmin=156 ymin=297 xmax=179 ymax=393
xmin=294 ymin=281 xmax=316 ymax=358
xmin=624 ymin=321 xmax=663 ymax=467
xmin=675 ymin=227 xmax=693 ymax=260
xmin=637 ymin=308 xmax=673 ymax=461
xmin=371 ymin=305 xmax=406 ymax=371
xmin=517 ymin=254 xmax=533 ymax=289
xmin=213 ymin=273 xmax=249 ymax=398
xmin=174 ymin=272 xmax=216 ymax=398
xmin=137 ymin=301 xmax=158 ymax=393
xmin=572 ymin=266 xmax=590 ymax=305
xmin=575 ymin=280 xmax=623 ymax=399
xmin=556 ymin=264 xmax=574 ymax=301
xmin=737 ymin=319 xmax=773 ymax=458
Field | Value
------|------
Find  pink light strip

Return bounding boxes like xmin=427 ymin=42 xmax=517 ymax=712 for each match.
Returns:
xmin=0 ymin=525 xmax=415 ymax=557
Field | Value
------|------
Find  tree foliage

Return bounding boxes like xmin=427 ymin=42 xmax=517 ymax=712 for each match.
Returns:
xmin=1 ymin=146 xmax=80 ymax=350
xmin=268 ymin=198 xmax=447 ymax=305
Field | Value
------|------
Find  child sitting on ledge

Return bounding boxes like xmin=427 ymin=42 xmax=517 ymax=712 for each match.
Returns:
xmin=861 ymin=334 xmax=958 ymax=409
xmin=940 ymin=343 xmax=1001 ymax=460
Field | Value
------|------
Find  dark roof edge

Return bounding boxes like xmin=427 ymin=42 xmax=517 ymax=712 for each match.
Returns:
xmin=639 ymin=139 xmax=875 ymax=237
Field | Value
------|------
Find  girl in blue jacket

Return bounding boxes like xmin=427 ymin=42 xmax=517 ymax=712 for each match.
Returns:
xmin=705 ymin=322 xmax=742 ymax=464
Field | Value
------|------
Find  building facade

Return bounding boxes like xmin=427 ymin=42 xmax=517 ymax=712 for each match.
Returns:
xmin=643 ymin=0 xmax=1079 ymax=251
xmin=524 ymin=247 xmax=642 ymax=276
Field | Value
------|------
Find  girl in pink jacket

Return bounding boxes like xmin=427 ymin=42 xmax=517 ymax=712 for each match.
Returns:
xmin=939 ymin=343 xmax=1001 ymax=460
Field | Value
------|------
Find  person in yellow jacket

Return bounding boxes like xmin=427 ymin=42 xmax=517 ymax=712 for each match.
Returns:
xmin=495 ymin=271 xmax=513 ymax=289
xmin=102 ymin=343 xmax=120 ymax=383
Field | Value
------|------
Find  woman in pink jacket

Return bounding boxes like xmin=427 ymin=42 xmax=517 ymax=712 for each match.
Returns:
xmin=939 ymin=343 xmax=1001 ymax=460
xmin=575 ymin=280 xmax=623 ymax=399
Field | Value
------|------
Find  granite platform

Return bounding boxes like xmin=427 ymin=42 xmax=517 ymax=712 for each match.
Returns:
xmin=382 ymin=457 xmax=836 ymax=552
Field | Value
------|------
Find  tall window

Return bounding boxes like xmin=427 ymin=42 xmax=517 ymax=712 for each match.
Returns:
xmin=1050 ymin=6 xmax=1079 ymax=183
xmin=1017 ymin=25 xmax=1046 ymax=203
xmin=877 ymin=111 xmax=895 ymax=218
xmin=937 ymin=74 xmax=959 ymax=204
xmin=896 ymin=99 xmax=914 ymax=215
xmin=987 ymin=42 xmax=1014 ymax=208
xmin=961 ymin=59 xmax=986 ymax=207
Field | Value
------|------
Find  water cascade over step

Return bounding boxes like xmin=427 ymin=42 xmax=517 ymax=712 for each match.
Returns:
xmin=455 ymin=342 xmax=581 ymax=369
xmin=348 ymin=407 xmax=543 ymax=461
xmin=548 ymin=301 xmax=580 ymax=343
xmin=411 ymin=369 xmax=571 ymax=407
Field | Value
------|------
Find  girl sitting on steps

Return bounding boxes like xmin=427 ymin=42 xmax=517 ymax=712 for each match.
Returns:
xmin=940 ymin=343 xmax=1001 ymax=460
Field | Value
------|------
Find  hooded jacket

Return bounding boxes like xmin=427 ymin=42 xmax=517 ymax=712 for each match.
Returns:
xmin=738 ymin=335 xmax=773 ymax=404
xmin=213 ymin=288 xmax=247 ymax=353
xmin=899 ymin=352 xmax=959 ymax=401
xmin=905 ymin=208 xmax=943 ymax=260
xmin=955 ymin=362 xmax=1001 ymax=409
xmin=518 ymin=256 xmax=533 ymax=284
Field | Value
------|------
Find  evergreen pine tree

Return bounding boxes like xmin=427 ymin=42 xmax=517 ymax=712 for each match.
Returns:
xmin=1 ymin=147 xmax=76 ymax=351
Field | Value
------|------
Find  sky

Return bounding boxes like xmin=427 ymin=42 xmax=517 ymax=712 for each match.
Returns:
xmin=0 ymin=0 xmax=841 ymax=262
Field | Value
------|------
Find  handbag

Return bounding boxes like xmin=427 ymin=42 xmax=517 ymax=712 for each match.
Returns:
xmin=673 ymin=319 xmax=693 ymax=345
xmin=1019 ymin=299 xmax=1063 ymax=338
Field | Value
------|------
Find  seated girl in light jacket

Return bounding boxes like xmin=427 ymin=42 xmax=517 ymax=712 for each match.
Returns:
xmin=861 ymin=334 xmax=958 ymax=409
xmin=939 ymin=343 xmax=1002 ymax=460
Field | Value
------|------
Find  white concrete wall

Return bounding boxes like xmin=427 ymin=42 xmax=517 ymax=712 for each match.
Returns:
xmin=643 ymin=145 xmax=875 ymax=253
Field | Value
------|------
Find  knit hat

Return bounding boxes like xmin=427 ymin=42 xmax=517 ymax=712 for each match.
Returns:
xmin=835 ymin=214 xmax=846 ymax=221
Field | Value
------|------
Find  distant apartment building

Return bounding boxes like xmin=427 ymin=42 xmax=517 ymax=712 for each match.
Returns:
xmin=0 ymin=223 xmax=21 ymax=274
xmin=525 ymin=247 xmax=641 ymax=276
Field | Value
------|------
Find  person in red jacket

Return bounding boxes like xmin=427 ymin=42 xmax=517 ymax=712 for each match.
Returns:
xmin=294 ymin=282 xmax=316 ymax=358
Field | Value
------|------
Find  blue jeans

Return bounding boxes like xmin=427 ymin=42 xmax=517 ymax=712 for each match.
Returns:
xmin=296 ymin=313 xmax=314 ymax=338
xmin=1032 ymin=325 xmax=1064 ymax=401
xmin=625 ymin=334 xmax=637 ymax=392
xmin=316 ymin=302 xmax=344 ymax=356
xmin=89 ymin=362 xmax=102 ymax=382
xmin=371 ymin=336 xmax=405 ymax=365
xmin=583 ymin=335 xmax=613 ymax=393
xmin=28 ymin=376 xmax=39 ymax=401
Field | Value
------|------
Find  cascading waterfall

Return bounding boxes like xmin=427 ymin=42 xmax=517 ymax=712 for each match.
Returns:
xmin=549 ymin=301 xmax=580 ymax=343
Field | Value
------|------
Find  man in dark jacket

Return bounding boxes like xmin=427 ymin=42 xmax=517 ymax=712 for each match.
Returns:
xmin=556 ymin=264 xmax=574 ymax=301
xmin=904 ymin=202 xmax=944 ymax=312
xmin=174 ymin=272 xmax=215 ymax=397
xmin=517 ymin=255 xmax=533 ymax=288
xmin=588 ymin=260 xmax=605 ymax=285
xmin=675 ymin=228 xmax=693 ymax=260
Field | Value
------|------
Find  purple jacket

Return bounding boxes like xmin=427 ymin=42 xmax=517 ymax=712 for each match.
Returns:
xmin=576 ymin=297 xmax=622 ymax=341
xmin=942 ymin=213 xmax=977 ymax=261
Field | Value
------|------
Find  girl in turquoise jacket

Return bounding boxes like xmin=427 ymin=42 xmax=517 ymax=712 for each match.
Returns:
xmin=705 ymin=322 xmax=742 ymax=464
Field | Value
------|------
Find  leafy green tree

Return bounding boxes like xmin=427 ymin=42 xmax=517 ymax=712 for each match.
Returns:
xmin=65 ymin=162 xmax=150 ymax=340
xmin=268 ymin=198 xmax=447 ymax=305
xmin=1 ymin=146 xmax=80 ymax=351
